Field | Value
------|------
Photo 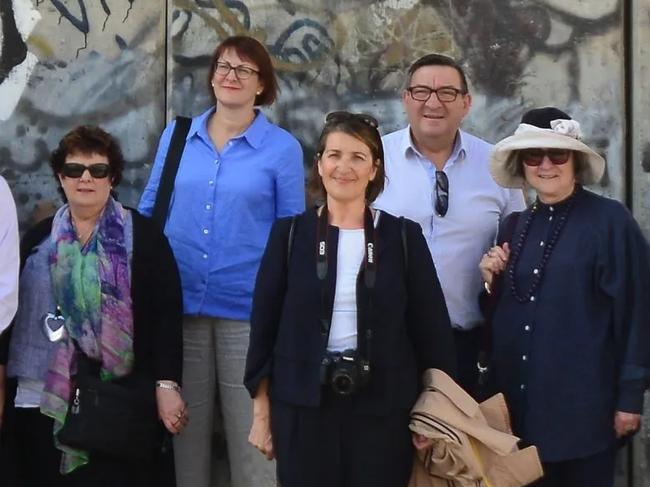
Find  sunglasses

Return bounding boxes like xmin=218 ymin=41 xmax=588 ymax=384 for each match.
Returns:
xmin=61 ymin=163 xmax=111 ymax=179
xmin=519 ymin=149 xmax=571 ymax=167
xmin=435 ymin=170 xmax=449 ymax=217
xmin=325 ymin=111 xmax=379 ymax=129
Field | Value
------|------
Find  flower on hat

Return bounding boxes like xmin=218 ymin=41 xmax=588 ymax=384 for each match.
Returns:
xmin=550 ymin=119 xmax=583 ymax=141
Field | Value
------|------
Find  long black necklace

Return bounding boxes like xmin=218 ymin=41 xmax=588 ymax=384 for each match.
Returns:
xmin=507 ymin=186 xmax=581 ymax=303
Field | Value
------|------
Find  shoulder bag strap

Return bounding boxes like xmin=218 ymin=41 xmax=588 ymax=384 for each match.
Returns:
xmin=151 ymin=116 xmax=192 ymax=229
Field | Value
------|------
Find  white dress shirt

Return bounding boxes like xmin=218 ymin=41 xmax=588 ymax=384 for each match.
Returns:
xmin=0 ymin=175 xmax=19 ymax=334
xmin=374 ymin=127 xmax=525 ymax=330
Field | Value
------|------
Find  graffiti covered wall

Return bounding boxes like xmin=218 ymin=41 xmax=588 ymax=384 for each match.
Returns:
xmin=0 ymin=0 xmax=648 ymax=483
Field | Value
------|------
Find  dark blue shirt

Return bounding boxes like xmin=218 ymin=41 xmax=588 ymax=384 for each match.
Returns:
xmin=139 ymin=108 xmax=305 ymax=320
xmin=491 ymin=187 xmax=650 ymax=461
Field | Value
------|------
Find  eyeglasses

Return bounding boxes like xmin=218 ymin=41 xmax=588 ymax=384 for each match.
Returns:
xmin=61 ymin=163 xmax=111 ymax=179
xmin=325 ymin=111 xmax=379 ymax=129
xmin=407 ymin=86 xmax=466 ymax=103
xmin=519 ymin=149 xmax=571 ymax=167
xmin=214 ymin=61 xmax=259 ymax=80
xmin=435 ymin=170 xmax=449 ymax=217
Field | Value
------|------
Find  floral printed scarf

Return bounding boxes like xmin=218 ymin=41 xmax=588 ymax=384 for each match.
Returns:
xmin=41 ymin=197 xmax=134 ymax=473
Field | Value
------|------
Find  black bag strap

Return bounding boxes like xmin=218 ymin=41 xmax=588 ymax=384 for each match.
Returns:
xmin=151 ymin=116 xmax=192 ymax=229
xmin=399 ymin=216 xmax=408 ymax=274
xmin=286 ymin=216 xmax=297 ymax=264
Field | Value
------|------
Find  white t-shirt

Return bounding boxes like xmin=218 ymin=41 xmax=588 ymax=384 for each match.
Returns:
xmin=327 ymin=228 xmax=365 ymax=352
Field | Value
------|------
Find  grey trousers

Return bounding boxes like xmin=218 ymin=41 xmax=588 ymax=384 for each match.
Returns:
xmin=174 ymin=316 xmax=276 ymax=487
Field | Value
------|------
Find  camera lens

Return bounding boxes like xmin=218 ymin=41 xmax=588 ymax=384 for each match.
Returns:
xmin=332 ymin=372 xmax=354 ymax=395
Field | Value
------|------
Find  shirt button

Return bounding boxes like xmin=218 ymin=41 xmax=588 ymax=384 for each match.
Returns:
xmin=205 ymin=204 xmax=212 ymax=210
xmin=539 ymin=240 xmax=545 ymax=247
xmin=520 ymin=384 xmax=526 ymax=391
xmin=209 ymin=180 xmax=214 ymax=186
xmin=529 ymin=296 xmax=535 ymax=302
xmin=549 ymin=216 xmax=553 ymax=221
xmin=203 ymin=254 xmax=208 ymax=259
xmin=524 ymin=325 xmax=531 ymax=332
xmin=533 ymin=268 xmax=539 ymax=275
xmin=522 ymin=355 xmax=528 ymax=361
xmin=214 ymin=159 xmax=219 ymax=164
xmin=549 ymin=206 xmax=555 ymax=212
xmin=203 ymin=229 xmax=209 ymax=235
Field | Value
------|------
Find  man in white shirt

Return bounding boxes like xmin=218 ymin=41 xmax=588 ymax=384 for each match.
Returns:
xmin=0 ymin=175 xmax=19 ymax=335
xmin=0 ymin=175 xmax=19 ymax=427
xmin=374 ymin=54 xmax=525 ymax=394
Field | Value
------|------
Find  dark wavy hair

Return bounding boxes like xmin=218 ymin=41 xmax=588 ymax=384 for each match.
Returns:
xmin=308 ymin=113 xmax=385 ymax=204
xmin=50 ymin=125 xmax=126 ymax=200
xmin=207 ymin=36 xmax=279 ymax=107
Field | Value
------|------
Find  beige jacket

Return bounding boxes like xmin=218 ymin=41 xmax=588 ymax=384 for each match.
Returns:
xmin=408 ymin=369 xmax=543 ymax=487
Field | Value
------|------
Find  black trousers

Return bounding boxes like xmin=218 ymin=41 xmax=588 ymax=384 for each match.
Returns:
xmin=0 ymin=407 xmax=175 ymax=487
xmin=453 ymin=326 xmax=482 ymax=396
xmin=532 ymin=446 xmax=616 ymax=487
xmin=271 ymin=391 xmax=413 ymax=487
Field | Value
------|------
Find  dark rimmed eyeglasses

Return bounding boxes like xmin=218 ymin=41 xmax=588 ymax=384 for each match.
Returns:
xmin=61 ymin=163 xmax=111 ymax=179
xmin=407 ymin=85 xmax=467 ymax=103
xmin=435 ymin=170 xmax=449 ymax=217
xmin=519 ymin=149 xmax=571 ymax=167
xmin=214 ymin=61 xmax=259 ymax=80
xmin=325 ymin=111 xmax=379 ymax=129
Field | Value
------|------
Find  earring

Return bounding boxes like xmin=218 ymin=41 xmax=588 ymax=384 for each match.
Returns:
xmin=256 ymin=91 xmax=261 ymax=95
xmin=211 ymin=82 xmax=215 ymax=88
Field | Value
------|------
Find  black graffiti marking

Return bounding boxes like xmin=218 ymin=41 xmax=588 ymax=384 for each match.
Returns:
xmin=101 ymin=0 xmax=111 ymax=30
xmin=0 ymin=0 xmax=28 ymax=85
xmin=432 ymin=0 xmax=621 ymax=98
xmin=122 ymin=0 xmax=134 ymax=23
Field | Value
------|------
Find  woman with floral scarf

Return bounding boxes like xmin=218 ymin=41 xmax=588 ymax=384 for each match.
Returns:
xmin=0 ymin=126 xmax=184 ymax=486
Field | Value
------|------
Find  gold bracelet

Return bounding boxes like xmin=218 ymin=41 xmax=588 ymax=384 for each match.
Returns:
xmin=156 ymin=380 xmax=181 ymax=392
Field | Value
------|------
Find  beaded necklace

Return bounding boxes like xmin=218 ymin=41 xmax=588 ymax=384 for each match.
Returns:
xmin=507 ymin=186 xmax=581 ymax=303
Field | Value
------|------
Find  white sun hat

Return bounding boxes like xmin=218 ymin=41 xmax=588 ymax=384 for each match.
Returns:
xmin=489 ymin=107 xmax=606 ymax=189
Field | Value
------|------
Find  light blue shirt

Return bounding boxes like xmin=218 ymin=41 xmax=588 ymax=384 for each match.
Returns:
xmin=374 ymin=127 xmax=525 ymax=329
xmin=139 ymin=107 xmax=305 ymax=320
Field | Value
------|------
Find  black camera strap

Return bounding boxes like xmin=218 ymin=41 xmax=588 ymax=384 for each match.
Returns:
xmin=316 ymin=206 xmax=376 ymax=370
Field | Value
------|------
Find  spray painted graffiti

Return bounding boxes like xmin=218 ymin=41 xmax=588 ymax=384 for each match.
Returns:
xmin=0 ymin=0 xmax=40 ymax=121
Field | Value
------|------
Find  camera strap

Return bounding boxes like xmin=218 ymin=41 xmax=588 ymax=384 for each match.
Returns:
xmin=316 ymin=205 xmax=376 ymax=369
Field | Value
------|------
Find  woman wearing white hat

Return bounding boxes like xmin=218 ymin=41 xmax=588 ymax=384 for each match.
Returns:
xmin=479 ymin=107 xmax=650 ymax=487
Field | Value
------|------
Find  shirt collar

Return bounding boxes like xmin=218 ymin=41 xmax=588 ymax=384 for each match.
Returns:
xmin=403 ymin=127 xmax=467 ymax=167
xmin=188 ymin=106 xmax=270 ymax=149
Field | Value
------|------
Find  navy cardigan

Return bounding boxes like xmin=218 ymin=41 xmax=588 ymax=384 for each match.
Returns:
xmin=244 ymin=208 xmax=456 ymax=415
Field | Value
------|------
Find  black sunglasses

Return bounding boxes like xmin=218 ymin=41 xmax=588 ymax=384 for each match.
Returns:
xmin=519 ymin=149 xmax=572 ymax=167
xmin=325 ymin=111 xmax=379 ymax=129
xmin=435 ymin=170 xmax=449 ymax=217
xmin=62 ymin=162 xmax=111 ymax=179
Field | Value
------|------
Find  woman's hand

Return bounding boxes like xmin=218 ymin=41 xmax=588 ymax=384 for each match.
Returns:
xmin=249 ymin=378 xmax=274 ymax=460
xmin=412 ymin=432 xmax=434 ymax=451
xmin=156 ymin=382 xmax=188 ymax=434
xmin=614 ymin=411 xmax=641 ymax=437
xmin=479 ymin=243 xmax=511 ymax=288
xmin=249 ymin=410 xmax=274 ymax=460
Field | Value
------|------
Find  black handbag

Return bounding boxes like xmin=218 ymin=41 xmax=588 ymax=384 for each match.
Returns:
xmin=57 ymin=352 xmax=161 ymax=460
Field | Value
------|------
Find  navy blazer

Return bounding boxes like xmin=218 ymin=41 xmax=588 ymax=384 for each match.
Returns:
xmin=244 ymin=208 xmax=456 ymax=415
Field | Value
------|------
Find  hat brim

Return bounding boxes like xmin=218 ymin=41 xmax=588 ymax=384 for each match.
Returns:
xmin=489 ymin=131 xmax=605 ymax=188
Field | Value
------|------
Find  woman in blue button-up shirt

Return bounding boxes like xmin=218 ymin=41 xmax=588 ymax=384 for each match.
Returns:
xmin=480 ymin=107 xmax=650 ymax=487
xmin=139 ymin=36 xmax=305 ymax=487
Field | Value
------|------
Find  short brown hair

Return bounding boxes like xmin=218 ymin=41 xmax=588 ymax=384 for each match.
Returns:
xmin=308 ymin=112 xmax=385 ymax=204
xmin=208 ymin=36 xmax=279 ymax=106
xmin=50 ymin=125 xmax=125 ymax=187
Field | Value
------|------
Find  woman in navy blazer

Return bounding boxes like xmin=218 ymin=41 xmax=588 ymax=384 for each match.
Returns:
xmin=244 ymin=111 xmax=456 ymax=487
